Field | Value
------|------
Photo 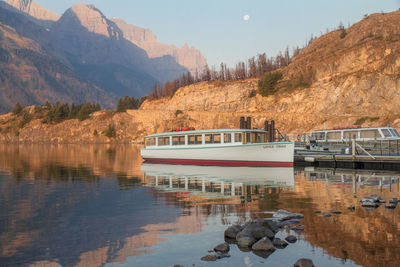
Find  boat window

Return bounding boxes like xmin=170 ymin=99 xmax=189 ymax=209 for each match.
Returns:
xmin=158 ymin=136 xmax=170 ymax=146
xmin=390 ymin=129 xmax=400 ymax=137
xmin=343 ymin=131 xmax=358 ymax=140
xmin=224 ymin=133 xmax=232 ymax=143
xmin=234 ymin=133 xmax=242 ymax=143
xmin=253 ymin=133 xmax=265 ymax=143
xmin=246 ymin=133 xmax=251 ymax=143
xmin=178 ymin=136 xmax=186 ymax=145
xmin=172 ymin=136 xmax=185 ymax=145
xmin=213 ymin=134 xmax=221 ymax=143
xmin=146 ymin=137 xmax=156 ymax=146
xmin=188 ymin=135 xmax=202 ymax=145
xmin=311 ymin=132 xmax=325 ymax=140
xmin=205 ymin=134 xmax=221 ymax=144
xmin=360 ymin=130 xmax=379 ymax=138
xmin=327 ymin=131 xmax=341 ymax=140
xmin=381 ymin=129 xmax=392 ymax=137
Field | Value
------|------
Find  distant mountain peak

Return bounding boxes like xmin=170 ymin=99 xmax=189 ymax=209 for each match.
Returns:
xmin=111 ymin=18 xmax=207 ymax=73
xmin=5 ymin=0 xmax=59 ymax=22
xmin=61 ymin=3 xmax=122 ymax=40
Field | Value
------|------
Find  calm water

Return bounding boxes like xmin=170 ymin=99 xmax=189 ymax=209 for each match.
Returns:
xmin=0 ymin=145 xmax=399 ymax=267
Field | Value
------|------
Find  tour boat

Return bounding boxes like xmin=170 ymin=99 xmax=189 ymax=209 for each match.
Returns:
xmin=309 ymin=126 xmax=400 ymax=143
xmin=140 ymin=128 xmax=294 ymax=167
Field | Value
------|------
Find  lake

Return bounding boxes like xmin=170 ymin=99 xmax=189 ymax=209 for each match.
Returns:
xmin=0 ymin=144 xmax=399 ymax=267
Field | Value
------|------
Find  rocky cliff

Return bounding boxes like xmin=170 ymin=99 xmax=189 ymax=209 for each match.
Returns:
xmin=3 ymin=0 xmax=59 ymax=27
xmin=111 ymin=18 xmax=207 ymax=74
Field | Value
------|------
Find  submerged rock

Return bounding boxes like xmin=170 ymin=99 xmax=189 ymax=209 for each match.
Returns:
xmin=252 ymin=237 xmax=276 ymax=251
xmin=322 ymin=213 xmax=332 ymax=218
xmin=273 ymin=209 xmax=304 ymax=221
xmin=285 ymin=235 xmax=298 ymax=243
xmin=214 ymin=242 xmax=230 ymax=253
xmin=294 ymin=258 xmax=315 ymax=267
xmin=200 ymin=254 xmax=217 ymax=261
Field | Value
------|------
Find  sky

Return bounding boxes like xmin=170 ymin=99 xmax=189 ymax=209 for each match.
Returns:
xmin=35 ymin=0 xmax=400 ymax=68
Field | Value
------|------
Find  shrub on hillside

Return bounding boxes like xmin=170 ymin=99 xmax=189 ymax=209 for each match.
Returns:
xmin=103 ymin=124 xmax=116 ymax=138
xmin=258 ymin=71 xmax=283 ymax=96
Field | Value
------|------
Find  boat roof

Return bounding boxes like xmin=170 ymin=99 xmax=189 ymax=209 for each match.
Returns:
xmin=312 ymin=126 xmax=395 ymax=132
xmin=146 ymin=128 xmax=267 ymax=138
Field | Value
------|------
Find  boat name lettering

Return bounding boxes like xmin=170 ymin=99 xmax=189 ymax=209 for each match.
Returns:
xmin=263 ymin=145 xmax=274 ymax=149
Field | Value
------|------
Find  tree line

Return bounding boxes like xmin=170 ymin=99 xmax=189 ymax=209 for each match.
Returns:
xmin=148 ymin=43 xmax=311 ymax=100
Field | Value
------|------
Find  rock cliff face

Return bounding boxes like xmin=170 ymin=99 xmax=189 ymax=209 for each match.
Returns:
xmin=111 ymin=18 xmax=207 ymax=74
xmin=4 ymin=0 xmax=59 ymax=26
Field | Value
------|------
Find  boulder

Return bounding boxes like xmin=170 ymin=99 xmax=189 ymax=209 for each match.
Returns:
xmin=242 ymin=222 xmax=275 ymax=240
xmin=252 ymin=249 xmax=274 ymax=259
xmin=224 ymin=225 xmax=242 ymax=239
xmin=236 ymin=231 xmax=256 ymax=247
xmin=272 ymin=238 xmax=288 ymax=249
xmin=294 ymin=258 xmax=315 ymax=267
xmin=200 ymin=254 xmax=217 ymax=261
xmin=285 ymin=235 xmax=298 ymax=243
xmin=257 ymin=218 xmax=280 ymax=233
xmin=214 ymin=242 xmax=229 ymax=253
xmin=252 ymin=237 xmax=276 ymax=251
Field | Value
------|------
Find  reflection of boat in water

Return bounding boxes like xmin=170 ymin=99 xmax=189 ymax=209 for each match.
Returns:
xmin=141 ymin=164 xmax=294 ymax=186
xmin=140 ymin=164 xmax=294 ymax=199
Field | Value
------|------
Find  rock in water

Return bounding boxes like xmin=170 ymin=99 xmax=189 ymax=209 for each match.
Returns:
xmin=224 ymin=225 xmax=241 ymax=239
xmin=273 ymin=239 xmax=288 ymax=249
xmin=200 ymin=254 xmax=217 ymax=261
xmin=294 ymin=258 xmax=315 ymax=267
xmin=213 ymin=242 xmax=229 ymax=253
xmin=242 ymin=222 xmax=275 ymax=240
xmin=285 ymin=235 xmax=298 ymax=243
xmin=252 ymin=237 xmax=276 ymax=251
xmin=273 ymin=209 xmax=304 ymax=221
xmin=389 ymin=198 xmax=398 ymax=203
xmin=322 ymin=213 xmax=332 ymax=218
xmin=236 ymin=231 xmax=256 ymax=247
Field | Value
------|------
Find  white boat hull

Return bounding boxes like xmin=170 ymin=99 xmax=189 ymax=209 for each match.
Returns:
xmin=141 ymin=142 xmax=294 ymax=167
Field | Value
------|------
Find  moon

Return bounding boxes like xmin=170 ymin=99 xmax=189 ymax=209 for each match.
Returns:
xmin=243 ymin=14 xmax=250 ymax=21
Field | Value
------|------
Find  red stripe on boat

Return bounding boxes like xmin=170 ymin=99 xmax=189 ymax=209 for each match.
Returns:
xmin=142 ymin=158 xmax=293 ymax=167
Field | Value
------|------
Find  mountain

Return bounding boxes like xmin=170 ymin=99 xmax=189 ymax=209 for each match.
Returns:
xmin=50 ymin=3 xmax=188 ymax=97
xmin=0 ymin=18 xmax=116 ymax=112
xmin=111 ymin=18 xmax=207 ymax=74
xmin=1 ymin=0 xmax=59 ymax=27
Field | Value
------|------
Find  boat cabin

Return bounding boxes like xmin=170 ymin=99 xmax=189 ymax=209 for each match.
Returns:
xmin=310 ymin=126 xmax=400 ymax=142
xmin=144 ymin=129 xmax=269 ymax=148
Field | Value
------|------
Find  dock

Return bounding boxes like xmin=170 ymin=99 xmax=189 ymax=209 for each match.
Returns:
xmin=295 ymin=154 xmax=400 ymax=171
